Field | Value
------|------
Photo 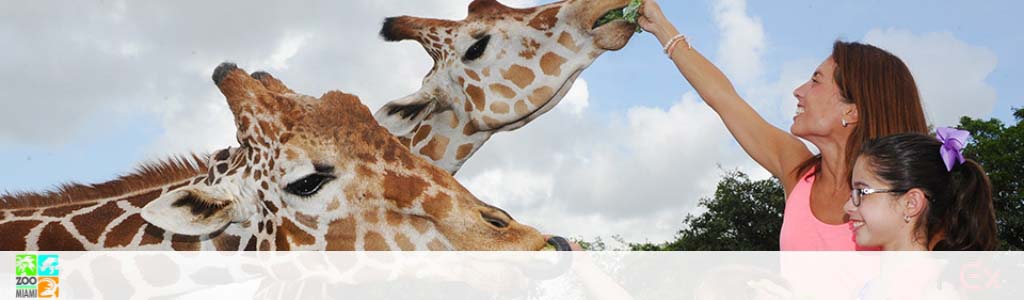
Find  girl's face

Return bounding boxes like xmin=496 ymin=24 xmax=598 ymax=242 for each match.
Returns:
xmin=844 ymin=156 xmax=910 ymax=250
xmin=791 ymin=57 xmax=856 ymax=139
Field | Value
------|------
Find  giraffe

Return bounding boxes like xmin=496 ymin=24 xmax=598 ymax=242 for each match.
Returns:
xmin=375 ymin=0 xmax=638 ymax=174
xmin=0 ymin=63 xmax=571 ymax=251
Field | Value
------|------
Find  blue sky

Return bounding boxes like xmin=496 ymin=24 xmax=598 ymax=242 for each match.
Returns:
xmin=1 ymin=0 xmax=1020 ymax=242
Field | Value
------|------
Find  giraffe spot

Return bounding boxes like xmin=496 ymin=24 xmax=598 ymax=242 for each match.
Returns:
xmin=265 ymin=201 xmax=279 ymax=214
xmin=465 ymin=69 xmax=480 ymax=81
xmin=215 ymin=148 xmax=230 ymax=161
xmin=0 ymin=220 xmax=41 ymax=250
xmin=528 ymin=86 xmax=556 ymax=106
xmin=281 ymin=218 xmax=316 ymax=247
xmin=171 ymin=234 xmax=201 ymax=251
xmin=483 ymin=116 xmax=504 ymax=128
xmin=254 ymin=169 xmax=262 ymax=181
xmin=427 ymin=239 xmax=447 ymax=250
xmin=489 ymin=83 xmax=517 ymax=100
xmin=213 ymin=234 xmax=242 ymax=251
xmin=140 ymin=224 xmax=165 ymax=246
xmin=259 ymin=239 xmax=270 ymax=251
xmin=397 ymin=136 xmax=413 ymax=147
xmin=465 ymin=84 xmax=486 ymax=112
xmin=261 ymin=181 xmax=269 ymax=190
xmin=37 ymin=222 xmax=86 ymax=250
xmin=412 ymin=125 xmax=433 ymax=146
xmin=456 ymin=143 xmax=475 ymax=160
xmin=490 ymin=102 xmax=511 ymax=115
xmin=385 ymin=211 xmax=403 ymax=226
xmin=295 ymin=212 xmax=319 ymax=229
xmin=121 ymin=190 xmax=162 ymax=209
xmin=216 ymin=163 xmax=228 ymax=174
xmin=411 ymin=217 xmax=431 ymax=234
xmin=364 ymin=208 xmax=380 ymax=224
xmin=326 ymin=217 xmax=356 ymax=250
xmin=458 ymin=76 xmax=466 ymax=86
xmin=501 ymin=64 xmax=536 ymax=89
xmin=364 ymin=232 xmax=389 ymax=250
xmin=445 ymin=111 xmax=459 ymax=129
xmin=383 ymin=171 xmax=429 ymax=208
xmin=11 ymin=209 xmax=35 ymax=217
xmin=41 ymin=203 xmax=96 ymax=218
xmin=422 ymin=192 xmax=453 ymax=221
xmin=482 ymin=68 xmax=491 ymax=77
xmin=515 ymin=100 xmax=529 ymax=115
xmin=462 ymin=121 xmax=479 ymax=136
xmin=418 ymin=135 xmax=450 ymax=161
xmin=266 ymin=221 xmax=275 ymax=235
xmin=104 ymin=214 xmax=148 ymax=248
xmin=71 ymin=201 xmax=124 ymax=244
xmin=528 ymin=7 xmax=560 ymax=31
xmin=558 ymin=32 xmax=581 ymax=52
xmin=540 ymin=52 xmax=568 ymax=77
xmin=519 ymin=38 xmax=540 ymax=59
xmin=327 ymin=199 xmax=341 ymax=211
xmin=395 ymin=233 xmax=415 ymax=250
xmin=285 ymin=149 xmax=298 ymax=160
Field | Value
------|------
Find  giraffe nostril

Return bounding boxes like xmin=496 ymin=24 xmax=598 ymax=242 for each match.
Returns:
xmin=481 ymin=212 xmax=509 ymax=229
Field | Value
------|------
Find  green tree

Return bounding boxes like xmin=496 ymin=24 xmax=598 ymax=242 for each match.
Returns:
xmin=630 ymin=170 xmax=785 ymax=251
xmin=958 ymin=107 xmax=1024 ymax=250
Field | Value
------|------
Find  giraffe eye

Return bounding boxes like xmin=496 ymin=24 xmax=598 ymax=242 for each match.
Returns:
xmin=463 ymin=35 xmax=491 ymax=61
xmin=284 ymin=174 xmax=335 ymax=197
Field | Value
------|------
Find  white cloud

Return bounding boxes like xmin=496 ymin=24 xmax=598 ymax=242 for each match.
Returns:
xmin=556 ymin=79 xmax=590 ymax=117
xmin=712 ymin=0 xmax=766 ymax=85
xmin=863 ymin=28 xmax=999 ymax=127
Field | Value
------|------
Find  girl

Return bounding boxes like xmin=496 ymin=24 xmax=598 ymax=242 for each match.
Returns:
xmin=845 ymin=128 xmax=998 ymax=250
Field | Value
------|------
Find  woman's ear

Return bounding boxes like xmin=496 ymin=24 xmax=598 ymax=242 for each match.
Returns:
xmin=903 ymin=188 xmax=928 ymax=218
xmin=844 ymin=103 xmax=859 ymax=124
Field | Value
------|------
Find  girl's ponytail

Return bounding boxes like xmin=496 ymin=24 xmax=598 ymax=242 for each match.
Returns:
xmin=931 ymin=160 xmax=998 ymax=250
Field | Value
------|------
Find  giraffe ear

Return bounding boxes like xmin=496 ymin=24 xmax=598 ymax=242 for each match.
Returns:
xmin=374 ymin=92 xmax=439 ymax=137
xmin=141 ymin=185 xmax=248 ymax=236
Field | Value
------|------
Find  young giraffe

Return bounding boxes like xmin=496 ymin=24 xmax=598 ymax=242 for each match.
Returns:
xmin=375 ymin=0 xmax=638 ymax=174
xmin=0 ymin=63 xmax=570 ymax=251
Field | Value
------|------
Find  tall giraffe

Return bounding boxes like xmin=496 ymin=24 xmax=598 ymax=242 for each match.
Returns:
xmin=0 ymin=63 xmax=569 ymax=251
xmin=375 ymin=0 xmax=638 ymax=173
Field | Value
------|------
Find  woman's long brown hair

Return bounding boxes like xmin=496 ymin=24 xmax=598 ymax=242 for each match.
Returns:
xmin=794 ymin=41 xmax=929 ymax=181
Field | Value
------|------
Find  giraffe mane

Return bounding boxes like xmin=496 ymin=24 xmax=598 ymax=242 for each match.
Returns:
xmin=1 ymin=154 xmax=209 ymax=209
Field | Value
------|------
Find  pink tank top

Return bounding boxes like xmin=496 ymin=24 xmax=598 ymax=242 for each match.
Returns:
xmin=780 ymin=169 xmax=876 ymax=251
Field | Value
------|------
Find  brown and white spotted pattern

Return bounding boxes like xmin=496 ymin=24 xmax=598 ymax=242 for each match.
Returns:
xmin=375 ymin=0 xmax=638 ymax=174
xmin=0 ymin=63 xmax=561 ymax=251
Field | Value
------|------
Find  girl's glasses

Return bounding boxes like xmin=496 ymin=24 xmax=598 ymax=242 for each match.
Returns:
xmin=850 ymin=188 xmax=907 ymax=207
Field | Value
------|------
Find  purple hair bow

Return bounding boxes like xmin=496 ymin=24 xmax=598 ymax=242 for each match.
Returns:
xmin=936 ymin=127 xmax=970 ymax=172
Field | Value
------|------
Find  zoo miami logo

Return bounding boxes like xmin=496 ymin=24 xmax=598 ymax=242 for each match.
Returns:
xmin=15 ymin=254 xmax=59 ymax=299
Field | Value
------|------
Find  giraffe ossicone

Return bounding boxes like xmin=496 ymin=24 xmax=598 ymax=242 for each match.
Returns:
xmin=375 ymin=0 xmax=639 ymax=174
xmin=0 ymin=63 xmax=569 ymax=251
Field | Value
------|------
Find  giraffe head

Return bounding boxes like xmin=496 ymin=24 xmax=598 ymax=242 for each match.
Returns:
xmin=374 ymin=0 xmax=637 ymax=173
xmin=139 ymin=63 xmax=561 ymax=250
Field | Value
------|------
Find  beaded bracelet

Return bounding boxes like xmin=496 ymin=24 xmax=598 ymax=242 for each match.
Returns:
xmin=663 ymin=34 xmax=691 ymax=56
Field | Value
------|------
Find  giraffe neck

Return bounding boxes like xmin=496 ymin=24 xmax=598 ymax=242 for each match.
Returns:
xmin=397 ymin=106 xmax=495 ymax=175
xmin=0 ymin=158 xmax=255 ymax=251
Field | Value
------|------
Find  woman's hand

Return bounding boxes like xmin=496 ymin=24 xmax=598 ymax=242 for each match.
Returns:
xmin=637 ymin=0 xmax=678 ymax=42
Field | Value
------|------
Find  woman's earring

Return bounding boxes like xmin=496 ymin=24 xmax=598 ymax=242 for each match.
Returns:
xmin=904 ymin=215 xmax=911 ymax=224
xmin=842 ymin=118 xmax=849 ymax=128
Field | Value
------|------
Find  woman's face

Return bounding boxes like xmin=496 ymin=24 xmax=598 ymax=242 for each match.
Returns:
xmin=791 ymin=57 xmax=855 ymax=139
xmin=844 ymin=156 xmax=908 ymax=249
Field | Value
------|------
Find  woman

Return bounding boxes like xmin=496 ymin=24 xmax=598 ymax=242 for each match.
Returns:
xmin=638 ymin=1 xmax=929 ymax=250
xmin=845 ymin=129 xmax=998 ymax=251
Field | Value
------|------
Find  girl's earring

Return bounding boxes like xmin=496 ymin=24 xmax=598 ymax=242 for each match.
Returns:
xmin=904 ymin=215 xmax=911 ymax=224
xmin=842 ymin=118 xmax=849 ymax=128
